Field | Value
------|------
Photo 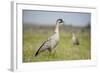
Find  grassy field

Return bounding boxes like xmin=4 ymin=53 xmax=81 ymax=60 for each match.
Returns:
xmin=23 ymin=24 xmax=91 ymax=62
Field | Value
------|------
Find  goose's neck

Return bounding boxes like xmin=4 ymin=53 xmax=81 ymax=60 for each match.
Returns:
xmin=54 ymin=22 xmax=59 ymax=33
xmin=72 ymin=33 xmax=76 ymax=39
xmin=72 ymin=33 xmax=75 ymax=37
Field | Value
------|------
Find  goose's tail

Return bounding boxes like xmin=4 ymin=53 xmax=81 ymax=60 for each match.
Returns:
xmin=35 ymin=41 xmax=47 ymax=57
xmin=35 ymin=50 xmax=39 ymax=56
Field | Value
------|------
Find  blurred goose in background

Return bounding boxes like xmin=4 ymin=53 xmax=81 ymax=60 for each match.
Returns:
xmin=72 ymin=32 xmax=79 ymax=45
xmin=35 ymin=19 xmax=64 ymax=56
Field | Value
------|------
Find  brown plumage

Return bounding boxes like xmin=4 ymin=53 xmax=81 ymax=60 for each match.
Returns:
xmin=35 ymin=19 xmax=64 ymax=56
xmin=72 ymin=32 xmax=79 ymax=45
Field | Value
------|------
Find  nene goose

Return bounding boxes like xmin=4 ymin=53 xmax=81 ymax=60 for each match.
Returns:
xmin=35 ymin=19 xmax=64 ymax=56
xmin=72 ymin=32 xmax=79 ymax=45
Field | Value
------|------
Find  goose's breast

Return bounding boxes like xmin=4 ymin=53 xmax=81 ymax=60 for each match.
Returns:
xmin=50 ymin=34 xmax=59 ymax=48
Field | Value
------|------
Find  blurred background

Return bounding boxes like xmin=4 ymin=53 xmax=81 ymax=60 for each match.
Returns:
xmin=23 ymin=10 xmax=91 ymax=27
xmin=23 ymin=10 xmax=91 ymax=62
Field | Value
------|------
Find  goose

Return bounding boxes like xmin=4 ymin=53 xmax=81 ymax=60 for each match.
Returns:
xmin=35 ymin=19 xmax=64 ymax=56
xmin=72 ymin=32 xmax=79 ymax=45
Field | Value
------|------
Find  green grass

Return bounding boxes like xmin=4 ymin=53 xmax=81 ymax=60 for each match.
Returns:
xmin=23 ymin=25 xmax=91 ymax=62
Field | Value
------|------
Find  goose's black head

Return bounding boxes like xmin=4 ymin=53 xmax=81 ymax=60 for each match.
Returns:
xmin=57 ymin=19 xmax=64 ymax=24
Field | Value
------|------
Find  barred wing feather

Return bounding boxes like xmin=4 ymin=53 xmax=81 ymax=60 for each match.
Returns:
xmin=35 ymin=33 xmax=59 ymax=56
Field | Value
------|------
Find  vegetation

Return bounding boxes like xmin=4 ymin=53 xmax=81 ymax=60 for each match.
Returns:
xmin=23 ymin=24 xmax=91 ymax=62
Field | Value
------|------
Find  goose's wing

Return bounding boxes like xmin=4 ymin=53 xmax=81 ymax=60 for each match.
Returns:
xmin=35 ymin=35 xmax=54 ymax=56
xmin=72 ymin=37 xmax=79 ymax=45
xmin=76 ymin=38 xmax=79 ymax=45
xmin=35 ymin=33 xmax=58 ymax=56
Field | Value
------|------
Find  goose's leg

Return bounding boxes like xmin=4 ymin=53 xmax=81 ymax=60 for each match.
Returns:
xmin=47 ymin=48 xmax=57 ymax=56
xmin=47 ymin=48 xmax=52 ymax=52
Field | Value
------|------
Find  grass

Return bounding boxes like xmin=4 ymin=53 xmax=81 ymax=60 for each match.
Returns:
xmin=23 ymin=25 xmax=91 ymax=62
